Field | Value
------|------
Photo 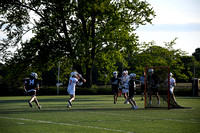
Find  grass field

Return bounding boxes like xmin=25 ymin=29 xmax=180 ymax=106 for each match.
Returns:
xmin=0 ymin=95 xmax=200 ymax=133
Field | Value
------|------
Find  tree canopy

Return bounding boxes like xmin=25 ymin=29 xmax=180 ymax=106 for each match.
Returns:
xmin=0 ymin=0 xmax=156 ymax=87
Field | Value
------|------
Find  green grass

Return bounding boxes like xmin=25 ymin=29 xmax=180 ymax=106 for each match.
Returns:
xmin=0 ymin=95 xmax=200 ymax=133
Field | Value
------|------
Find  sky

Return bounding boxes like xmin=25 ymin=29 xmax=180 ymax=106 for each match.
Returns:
xmin=136 ymin=0 xmax=200 ymax=55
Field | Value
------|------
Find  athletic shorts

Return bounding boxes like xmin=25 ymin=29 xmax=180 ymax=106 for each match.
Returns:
xmin=112 ymin=85 xmax=119 ymax=94
xmin=28 ymin=91 xmax=36 ymax=96
xmin=141 ymin=84 xmax=145 ymax=92
xmin=122 ymin=88 xmax=129 ymax=93
xmin=150 ymin=87 xmax=158 ymax=94
xmin=169 ymin=88 xmax=174 ymax=94
xmin=68 ymin=89 xmax=75 ymax=95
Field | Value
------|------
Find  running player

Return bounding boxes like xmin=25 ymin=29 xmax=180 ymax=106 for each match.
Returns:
xmin=147 ymin=69 xmax=160 ymax=105
xmin=110 ymin=71 xmax=120 ymax=104
xmin=24 ymin=72 xmax=41 ymax=109
xmin=125 ymin=73 xmax=138 ymax=109
xmin=165 ymin=72 xmax=177 ymax=103
xmin=67 ymin=71 xmax=86 ymax=108
xmin=121 ymin=70 xmax=130 ymax=103
xmin=139 ymin=72 xmax=145 ymax=100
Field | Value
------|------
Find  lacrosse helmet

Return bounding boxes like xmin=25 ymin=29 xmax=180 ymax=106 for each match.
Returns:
xmin=170 ymin=72 xmax=173 ymax=77
xmin=30 ymin=72 xmax=38 ymax=79
xmin=113 ymin=71 xmax=118 ymax=76
xmin=71 ymin=71 xmax=78 ymax=77
xmin=125 ymin=70 xmax=128 ymax=75
xmin=148 ymin=69 xmax=154 ymax=76
xmin=130 ymin=73 xmax=136 ymax=78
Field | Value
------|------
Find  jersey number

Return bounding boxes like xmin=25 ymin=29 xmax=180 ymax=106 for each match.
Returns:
xmin=69 ymin=79 xmax=72 ymax=85
xmin=29 ymin=79 xmax=35 ymax=85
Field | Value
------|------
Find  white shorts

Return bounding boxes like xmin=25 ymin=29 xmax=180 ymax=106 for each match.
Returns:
xmin=170 ymin=88 xmax=174 ymax=94
xmin=122 ymin=88 xmax=129 ymax=93
xmin=67 ymin=89 xmax=75 ymax=95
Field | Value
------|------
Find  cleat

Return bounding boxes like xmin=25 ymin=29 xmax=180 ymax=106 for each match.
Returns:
xmin=68 ymin=100 xmax=72 ymax=106
xmin=28 ymin=101 xmax=32 ymax=108
xmin=38 ymin=105 xmax=42 ymax=109
xmin=157 ymin=101 xmax=161 ymax=105
xmin=124 ymin=101 xmax=129 ymax=104
xmin=134 ymin=106 xmax=138 ymax=110
xmin=67 ymin=105 xmax=71 ymax=108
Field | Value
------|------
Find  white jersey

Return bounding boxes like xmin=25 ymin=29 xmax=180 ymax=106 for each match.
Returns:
xmin=67 ymin=77 xmax=78 ymax=91
xmin=121 ymin=75 xmax=130 ymax=89
xmin=166 ymin=78 xmax=176 ymax=94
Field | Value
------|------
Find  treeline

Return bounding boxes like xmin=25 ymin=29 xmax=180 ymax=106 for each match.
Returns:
xmin=0 ymin=1 xmax=199 ymax=96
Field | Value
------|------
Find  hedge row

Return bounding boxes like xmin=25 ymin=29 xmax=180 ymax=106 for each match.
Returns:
xmin=0 ymin=85 xmax=198 ymax=96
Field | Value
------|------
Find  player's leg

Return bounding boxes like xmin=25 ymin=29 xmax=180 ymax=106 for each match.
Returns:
xmin=28 ymin=91 xmax=36 ymax=108
xmin=131 ymin=97 xmax=138 ymax=109
xmin=34 ymin=96 xmax=41 ymax=109
xmin=156 ymin=91 xmax=160 ymax=105
xmin=141 ymin=85 xmax=145 ymax=100
xmin=28 ymin=96 xmax=34 ymax=107
xmin=114 ymin=93 xmax=117 ymax=104
xmin=113 ymin=87 xmax=118 ymax=104
xmin=149 ymin=90 xmax=153 ymax=105
xmin=127 ymin=97 xmax=134 ymax=107
xmin=68 ymin=94 xmax=75 ymax=107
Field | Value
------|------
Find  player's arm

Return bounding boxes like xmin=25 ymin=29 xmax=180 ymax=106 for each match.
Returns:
xmin=77 ymin=74 xmax=86 ymax=82
xmin=23 ymin=81 xmax=27 ymax=92
xmin=35 ymin=81 xmax=39 ymax=91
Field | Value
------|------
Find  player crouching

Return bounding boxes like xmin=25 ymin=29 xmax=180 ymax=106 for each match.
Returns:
xmin=67 ymin=71 xmax=86 ymax=108
xmin=24 ymin=72 xmax=41 ymax=109
xmin=125 ymin=73 xmax=138 ymax=110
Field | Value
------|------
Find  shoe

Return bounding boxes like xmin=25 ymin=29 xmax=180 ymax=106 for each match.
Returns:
xmin=124 ymin=101 xmax=129 ymax=104
xmin=157 ymin=101 xmax=161 ymax=105
xmin=28 ymin=101 xmax=32 ymax=108
xmin=68 ymin=100 xmax=72 ymax=106
xmin=38 ymin=105 xmax=42 ymax=109
xmin=114 ymin=101 xmax=116 ymax=104
xmin=67 ymin=105 xmax=72 ymax=108
xmin=134 ymin=106 xmax=138 ymax=109
xmin=141 ymin=98 xmax=143 ymax=101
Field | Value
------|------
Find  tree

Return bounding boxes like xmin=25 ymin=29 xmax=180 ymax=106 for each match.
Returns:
xmin=130 ymin=38 xmax=189 ymax=82
xmin=0 ymin=0 xmax=155 ymax=87
xmin=192 ymin=48 xmax=200 ymax=61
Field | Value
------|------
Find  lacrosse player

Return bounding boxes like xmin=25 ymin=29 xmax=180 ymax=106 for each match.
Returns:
xmin=24 ymin=72 xmax=41 ymax=109
xmin=110 ymin=71 xmax=121 ymax=104
xmin=147 ymin=69 xmax=160 ymax=105
xmin=125 ymin=73 xmax=138 ymax=109
xmin=166 ymin=72 xmax=177 ymax=103
xmin=121 ymin=70 xmax=130 ymax=103
xmin=67 ymin=71 xmax=86 ymax=108
xmin=139 ymin=72 xmax=145 ymax=100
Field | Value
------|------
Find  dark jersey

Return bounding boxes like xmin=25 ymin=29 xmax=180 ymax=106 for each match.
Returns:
xmin=147 ymin=74 xmax=159 ymax=89
xmin=24 ymin=78 xmax=39 ymax=91
xmin=129 ymin=79 xmax=136 ymax=97
xmin=110 ymin=76 xmax=120 ymax=87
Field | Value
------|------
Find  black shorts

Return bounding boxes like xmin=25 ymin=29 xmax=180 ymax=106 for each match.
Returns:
xmin=28 ymin=91 xmax=36 ymax=96
xmin=141 ymin=84 xmax=145 ymax=92
xmin=112 ymin=85 xmax=119 ymax=94
xmin=150 ymin=87 xmax=158 ymax=94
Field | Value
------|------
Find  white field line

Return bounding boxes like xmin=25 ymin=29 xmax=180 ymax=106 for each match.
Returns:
xmin=0 ymin=116 xmax=134 ymax=133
